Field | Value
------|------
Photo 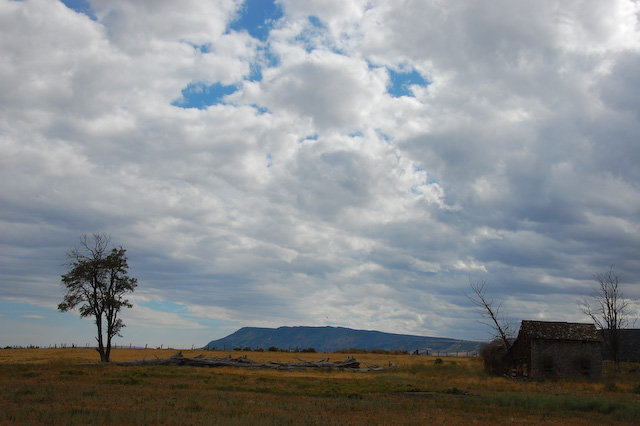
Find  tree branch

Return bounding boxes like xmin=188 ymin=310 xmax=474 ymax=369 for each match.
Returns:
xmin=468 ymin=280 xmax=512 ymax=349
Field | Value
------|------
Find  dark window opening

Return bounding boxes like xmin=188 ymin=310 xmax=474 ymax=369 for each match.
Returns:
xmin=574 ymin=355 xmax=591 ymax=376
xmin=542 ymin=355 xmax=554 ymax=375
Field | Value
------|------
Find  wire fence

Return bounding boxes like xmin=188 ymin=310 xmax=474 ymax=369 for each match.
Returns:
xmin=3 ymin=343 xmax=202 ymax=350
xmin=4 ymin=344 xmax=479 ymax=357
xmin=421 ymin=350 xmax=479 ymax=357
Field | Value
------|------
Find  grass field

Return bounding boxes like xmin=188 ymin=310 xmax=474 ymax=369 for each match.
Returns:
xmin=1 ymin=348 xmax=639 ymax=425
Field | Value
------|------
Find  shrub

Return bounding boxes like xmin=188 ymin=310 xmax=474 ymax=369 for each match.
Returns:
xmin=480 ymin=339 xmax=511 ymax=376
xmin=444 ymin=387 xmax=468 ymax=395
xmin=334 ymin=348 xmax=367 ymax=354
xmin=604 ymin=381 xmax=618 ymax=392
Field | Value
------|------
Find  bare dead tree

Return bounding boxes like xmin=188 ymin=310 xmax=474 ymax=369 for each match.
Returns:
xmin=581 ymin=266 xmax=633 ymax=371
xmin=468 ymin=280 xmax=513 ymax=350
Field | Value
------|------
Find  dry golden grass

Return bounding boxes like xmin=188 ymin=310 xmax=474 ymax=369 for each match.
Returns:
xmin=1 ymin=348 xmax=639 ymax=425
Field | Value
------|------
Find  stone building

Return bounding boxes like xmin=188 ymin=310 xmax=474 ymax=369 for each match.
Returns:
xmin=510 ymin=320 xmax=602 ymax=380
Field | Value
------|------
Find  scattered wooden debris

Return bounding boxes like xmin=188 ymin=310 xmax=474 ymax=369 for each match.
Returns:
xmin=112 ymin=352 xmax=395 ymax=371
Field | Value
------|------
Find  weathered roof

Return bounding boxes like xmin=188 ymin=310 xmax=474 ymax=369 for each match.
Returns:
xmin=518 ymin=320 xmax=600 ymax=341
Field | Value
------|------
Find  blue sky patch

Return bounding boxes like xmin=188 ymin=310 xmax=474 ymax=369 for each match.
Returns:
xmin=230 ymin=0 xmax=283 ymax=42
xmin=299 ymin=134 xmax=319 ymax=143
xmin=172 ymin=82 xmax=238 ymax=109
xmin=61 ymin=0 xmax=97 ymax=21
xmin=183 ymin=41 xmax=211 ymax=53
xmin=413 ymin=164 xmax=440 ymax=185
xmin=0 ymin=299 xmax=97 ymax=347
xmin=387 ymin=68 xmax=429 ymax=97
xmin=252 ymin=104 xmax=269 ymax=114
xmin=294 ymin=16 xmax=328 ymax=53
xmin=249 ymin=61 xmax=263 ymax=81
xmin=308 ymin=16 xmax=324 ymax=29
xmin=228 ymin=0 xmax=284 ymax=82
xmin=0 ymin=299 xmax=51 ymax=319
xmin=251 ymin=104 xmax=269 ymax=115
xmin=377 ymin=130 xmax=393 ymax=143
xmin=248 ymin=46 xmax=280 ymax=82
xmin=139 ymin=300 xmax=187 ymax=314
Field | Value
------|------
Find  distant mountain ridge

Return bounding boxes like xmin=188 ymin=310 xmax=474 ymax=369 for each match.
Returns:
xmin=204 ymin=326 xmax=484 ymax=353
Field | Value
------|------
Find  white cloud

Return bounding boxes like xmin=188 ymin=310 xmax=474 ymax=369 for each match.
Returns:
xmin=1 ymin=0 xmax=640 ymax=346
xmin=21 ymin=314 xmax=45 ymax=320
xmin=242 ymin=49 xmax=387 ymax=131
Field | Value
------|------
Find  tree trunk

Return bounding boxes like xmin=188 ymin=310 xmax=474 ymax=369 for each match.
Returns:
xmin=95 ymin=317 xmax=107 ymax=362
xmin=610 ymin=329 xmax=621 ymax=372
xmin=105 ymin=332 xmax=112 ymax=363
xmin=104 ymin=310 xmax=115 ymax=363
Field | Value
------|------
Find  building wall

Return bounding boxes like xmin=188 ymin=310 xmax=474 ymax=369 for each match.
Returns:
xmin=530 ymin=340 xmax=602 ymax=380
xmin=509 ymin=337 xmax=531 ymax=377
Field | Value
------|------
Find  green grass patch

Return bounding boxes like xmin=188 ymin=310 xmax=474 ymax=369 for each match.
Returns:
xmin=487 ymin=392 xmax=640 ymax=421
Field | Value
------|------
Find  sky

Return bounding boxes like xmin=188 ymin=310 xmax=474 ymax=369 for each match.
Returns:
xmin=1 ymin=0 xmax=639 ymax=349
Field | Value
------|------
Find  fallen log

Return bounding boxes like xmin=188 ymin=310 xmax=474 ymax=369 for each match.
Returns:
xmin=112 ymin=352 xmax=380 ymax=371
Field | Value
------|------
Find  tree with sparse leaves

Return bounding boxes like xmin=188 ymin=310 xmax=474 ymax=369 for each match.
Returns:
xmin=581 ymin=266 xmax=633 ymax=372
xmin=469 ymin=280 xmax=514 ymax=375
xmin=58 ymin=234 xmax=137 ymax=362
xmin=468 ymin=280 xmax=513 ymax=350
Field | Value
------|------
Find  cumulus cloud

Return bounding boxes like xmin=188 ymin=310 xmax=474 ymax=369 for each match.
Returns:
xmin=244 ymin=50 xmax=387 ymax=131
xmin=1 ymin=0 xmax=639 ymax=346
